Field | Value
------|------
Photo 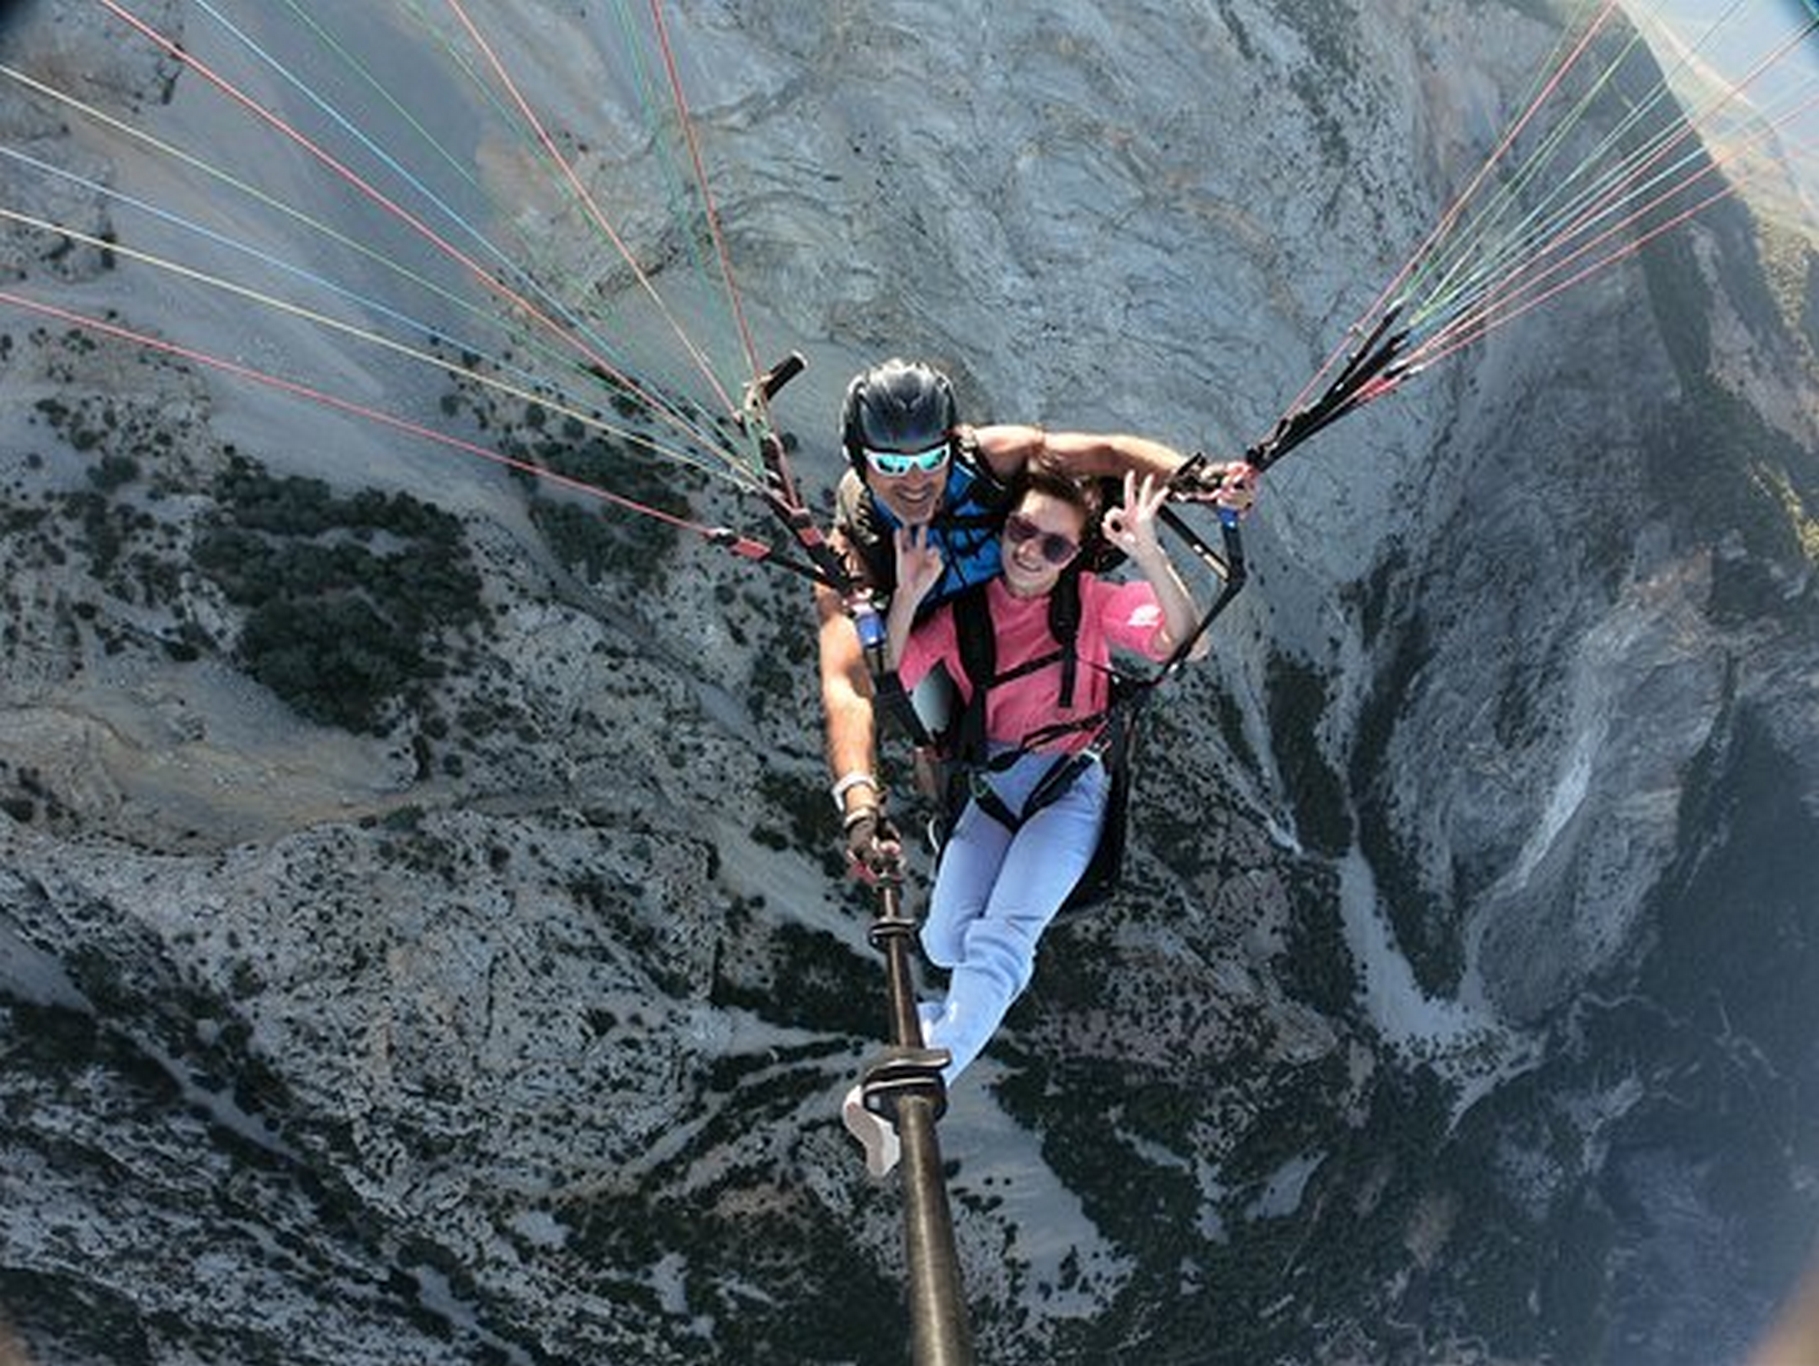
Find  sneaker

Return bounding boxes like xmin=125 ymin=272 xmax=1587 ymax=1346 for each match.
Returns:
xmin=841 ymin=1084 xmax=901 ymax=1178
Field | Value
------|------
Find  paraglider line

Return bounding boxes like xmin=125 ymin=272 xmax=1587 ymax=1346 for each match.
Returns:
xmin=1416 ymin=8 xmax=1819 ymax=339
xmin=646 ymin=0 xmax=765 ymax=395
xmin=1274 ymin=0 xmax=1627 ymax=429
xmin=437 ymin=0 xmax=743 ymax=423
xmin=0 ymin=288 xmax=736 ymax=536
xmin=95 ymin=0 xmax=729 ymax=463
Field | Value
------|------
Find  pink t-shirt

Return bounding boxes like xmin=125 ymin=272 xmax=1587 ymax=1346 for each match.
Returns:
xmin=898 ymin=576 xmax=1169 ymax=752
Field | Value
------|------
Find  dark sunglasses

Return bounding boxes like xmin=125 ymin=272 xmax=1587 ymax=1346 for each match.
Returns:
xmin=1003 ymin=513 xmax=1080 ymax=566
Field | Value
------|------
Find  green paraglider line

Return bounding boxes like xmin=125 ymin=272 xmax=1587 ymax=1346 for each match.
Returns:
xmin=1411 ymin=79 xmax=1819 ymax=370
xmin=199 ymin=0 xmax=744 ymax=446
xmin=96 ymin=0 xmax=732 ymax=465
xmin=1260 ymin=0 xmax=1819 ymax=453
xmin=6 ymin=6 xmax=869 ymax=587
xmin=0 ymin=60 xmax=582 ymax=387
xmin=190 ymin=2 xmax=578 ymax=339
xmin=645 ymin=0 xmax=766 ymax=408
xmin=1282 ymin=0 xmax=1626 ymax=420
xmin=1414 ymin=5 xmax=1819 ymax=346
xmin=438 ymin=0 xmax=744 ymax=424
xmin=0 ymin=149 xmax=750 ymax=488
xmin=606 ymin=0 xmax=750 ymax=392
xmin=261 ymin=0 xmax=664 ymax=401
xmin=0 ymin=285 xmax=870 ymax=595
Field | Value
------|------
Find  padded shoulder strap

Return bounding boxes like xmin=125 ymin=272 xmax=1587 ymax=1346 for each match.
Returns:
xmin=951 ymin=582 xmax=996 ymax=696
xmin=1047 ymin=567 xmax=1083 ymax=709
xmin=947 ymin=582 xmax=995 ymax=762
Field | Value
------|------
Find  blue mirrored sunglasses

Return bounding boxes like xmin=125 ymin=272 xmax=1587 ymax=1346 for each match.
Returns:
xmin=864 ymin=442 xmax=950 ymax=476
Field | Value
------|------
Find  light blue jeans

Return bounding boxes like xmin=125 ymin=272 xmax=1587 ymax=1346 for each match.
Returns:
xmin=919 ymin=747 xmax=1108 ymax=1086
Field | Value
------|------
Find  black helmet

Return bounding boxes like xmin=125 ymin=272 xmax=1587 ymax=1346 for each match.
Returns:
xmin=841 ymin=358 xmax=957 ymax=469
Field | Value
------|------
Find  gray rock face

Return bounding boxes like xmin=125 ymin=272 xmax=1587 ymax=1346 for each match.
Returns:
xmin=3 ymin=2 xmax=1817 ymax=1364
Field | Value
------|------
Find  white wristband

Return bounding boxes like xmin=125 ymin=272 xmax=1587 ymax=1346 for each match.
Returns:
xmin=829 ymin=771 xmax=879 ymax=811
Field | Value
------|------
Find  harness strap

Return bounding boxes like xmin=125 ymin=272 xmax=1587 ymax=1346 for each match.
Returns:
xmin=872 ymin=665 xmax=935 ymax=750
xmin=966 ymin=750 xmax=1084 ymax=834
xmin=986 ymin=646 xmax=1065 ymax=689
xmin=968 ymin=650 xmax=1117 ymax=766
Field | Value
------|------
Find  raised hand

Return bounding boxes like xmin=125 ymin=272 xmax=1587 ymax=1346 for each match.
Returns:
xmin=1214 ymin=460 xmax=1258 ymax=516
xmin=893 ymin=523 xmax=945 ymax=610
xmin=1171 ymin=457 xmax=1259 ymax=515
xmin=1102 ymin=471 xmax=1169 ymax=562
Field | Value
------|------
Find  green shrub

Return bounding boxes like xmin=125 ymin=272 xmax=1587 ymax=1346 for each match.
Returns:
xmin=195 ymin=456 xmax=485 ymax=734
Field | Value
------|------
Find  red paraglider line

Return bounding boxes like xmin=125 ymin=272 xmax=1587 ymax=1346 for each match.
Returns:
xmin=95 ymin=0 xmax=722 ymax=458
xmin=1409 ymin=156 xmax=1782 ymax=370
xmin=1411 ymin=35 xmax=1819 ymax=365
xmin=0 ymin=289 xmax=720 ymax=537
xmin=646 ymin=0 xmax=764 ymax=393
xmin=1272 ymin=0 xmax=1628 ymax=426
xmin=437 ymin=0 xmax=740 ymax=420
xmin=1415 ymin=9 xmax=1819 ymax=349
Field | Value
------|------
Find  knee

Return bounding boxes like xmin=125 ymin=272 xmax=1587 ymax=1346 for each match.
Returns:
xmin=920 ymin=918 xmax=966 ymax=968
xmin=959 ymin=916 xmax=1046 ymax=995
xmin=922 ymin=879 xmax=989 ymax=968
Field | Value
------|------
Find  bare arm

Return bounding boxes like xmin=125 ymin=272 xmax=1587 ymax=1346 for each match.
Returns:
xmin=882 ymin=588 xmax=917 ymax=675
xmin=972 ymin=423 xmax=1189 ymax=485
xmin=882 ymin=524 xmax=945 ymax=671
xmin=973 ymin=423 xmax=1261 ymax=516
xmin=815 ymin=579 xmax=882 ymax=822
xmin=1102 ymin=472 xmax=1210 ymax=662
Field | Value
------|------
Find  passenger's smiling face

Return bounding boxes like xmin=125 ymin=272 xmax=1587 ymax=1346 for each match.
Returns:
xmin=1000 ymin=490 xmax=1084 ymax=598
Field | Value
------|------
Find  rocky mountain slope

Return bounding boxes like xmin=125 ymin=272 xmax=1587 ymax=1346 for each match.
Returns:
xmin=3 ymin=2 xmax=1817 ymax=1363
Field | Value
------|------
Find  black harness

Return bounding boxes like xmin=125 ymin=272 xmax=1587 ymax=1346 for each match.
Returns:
xmin=933 ymin=576 xmax=1135 ymax=913
xmin=921 ymin=473 xmax=1254 ymax=911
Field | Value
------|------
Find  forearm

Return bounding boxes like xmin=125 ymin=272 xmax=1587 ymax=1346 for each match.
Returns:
xmin=975 ymin=423 xmax=1189 ymax=483
xmin=825 ymin=687 xmax=880 ymax=794
xmin=882 ymin=592 xmax=918 ymax=671
xmin=1046 ymin=430 xmax=1188 ymax=482
xmin=817 ymin=587 xmax=884 ymax=815
xmin=1131 ymin=547 xmax=1208 ymax=660
xmin=821 ymin=653 xmax=888 ymax=821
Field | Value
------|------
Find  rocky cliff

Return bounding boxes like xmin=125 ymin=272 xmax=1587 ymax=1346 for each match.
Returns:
xmin=3 ymin=2 xmax=1817 ymax=1364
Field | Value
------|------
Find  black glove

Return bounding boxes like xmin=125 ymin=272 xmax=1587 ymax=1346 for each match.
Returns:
xmin=843 ymin=807 xmax=904 ymax=883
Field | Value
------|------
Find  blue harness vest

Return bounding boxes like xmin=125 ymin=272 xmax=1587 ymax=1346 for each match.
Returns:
xmin=845 ymin=447 xmax=1009 ymax=616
